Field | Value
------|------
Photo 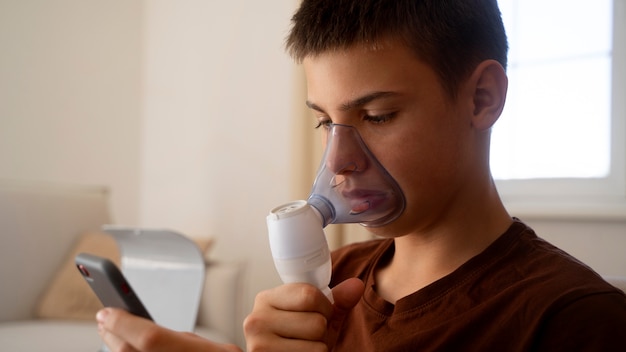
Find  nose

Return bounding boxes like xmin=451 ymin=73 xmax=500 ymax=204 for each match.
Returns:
xmin=324 ymin=125 xmax=370 ymax=180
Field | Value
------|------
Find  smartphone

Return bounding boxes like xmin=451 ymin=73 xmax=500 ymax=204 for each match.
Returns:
xmin=75 ymin=252 xmax=153 ymax=320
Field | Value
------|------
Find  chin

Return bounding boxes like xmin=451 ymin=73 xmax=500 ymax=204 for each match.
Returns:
xmin=362 ymin=222 xmax=408 ymax=239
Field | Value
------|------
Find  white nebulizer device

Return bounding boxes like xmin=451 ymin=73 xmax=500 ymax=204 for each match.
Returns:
xmin=266 ymin=124 xmax=406 ymax=303
xmin=267 ymin=200 xmax=334 ymax=301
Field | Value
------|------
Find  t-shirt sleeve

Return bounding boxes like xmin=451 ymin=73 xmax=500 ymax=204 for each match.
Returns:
xmin=532 ymin=291 xmax=626 ymax=351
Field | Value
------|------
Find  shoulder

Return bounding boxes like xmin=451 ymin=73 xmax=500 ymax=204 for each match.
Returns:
xmin=508 ymin=222 xmax=620 ymax=299
xmin=499 ymin=221 xmax=622 ymax=303
xmin=532 ymin=290 xmax=626 ymax=350
xmin=500 ymin=221 xmax=626 ymax=346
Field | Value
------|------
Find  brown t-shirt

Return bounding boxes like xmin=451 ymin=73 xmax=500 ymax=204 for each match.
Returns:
xmin=330 ymin=219 xmax=626 ymax=351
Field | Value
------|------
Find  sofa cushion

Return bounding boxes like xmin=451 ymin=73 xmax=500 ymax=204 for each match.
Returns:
xmin=0 ymin=320 xmax=102 ymax=352
xmin=0 ymin=320 xmax=233 ymax=352
xmin=0 ymin=181 xmax=111 ymax=322
xmin=197 ymin=260 xmax=246 ymax=344
xmin=35 ymin=231 xmax=120 ymax=320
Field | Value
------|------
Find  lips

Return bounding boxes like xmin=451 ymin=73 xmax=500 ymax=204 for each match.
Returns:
xmin=340 ymin=189 xmax=390 ymax=215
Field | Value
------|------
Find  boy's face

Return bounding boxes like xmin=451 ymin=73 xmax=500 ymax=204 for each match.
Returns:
xmin=303 ymin=40 xmax=483 ymax=236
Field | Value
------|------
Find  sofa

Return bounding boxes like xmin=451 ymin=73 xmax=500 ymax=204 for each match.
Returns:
xmin=0 ymin=179 xmax=246 ymax=351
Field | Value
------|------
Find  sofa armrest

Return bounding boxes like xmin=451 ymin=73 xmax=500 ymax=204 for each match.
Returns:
xmin=196 ymin=260 xmax=246 ymax=347
xmin=0 ymin=180 xmax=110 ymax=322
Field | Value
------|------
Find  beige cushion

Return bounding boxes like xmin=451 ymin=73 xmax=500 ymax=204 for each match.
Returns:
xmin=36 ymin=231 xmax=213 ymax=320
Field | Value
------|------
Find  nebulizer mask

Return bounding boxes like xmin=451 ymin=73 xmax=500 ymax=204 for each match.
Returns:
xmin=266 ymin=124 xmax=405 ymax=302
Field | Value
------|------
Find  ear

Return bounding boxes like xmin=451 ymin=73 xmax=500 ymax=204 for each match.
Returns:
xmin=467 ymin=60 xmax=508 ymax=131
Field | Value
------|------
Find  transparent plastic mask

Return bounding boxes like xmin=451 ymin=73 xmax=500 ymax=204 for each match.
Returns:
xmin=307 ymin=124 xmax=406 ymax=227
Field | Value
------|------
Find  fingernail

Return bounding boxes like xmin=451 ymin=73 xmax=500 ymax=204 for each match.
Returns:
xmin=96 ymin=308 xmax=109 ymax=323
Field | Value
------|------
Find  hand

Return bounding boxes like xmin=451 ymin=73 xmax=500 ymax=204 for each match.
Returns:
xmin=96 ymin=308 xmax=242 ymax=352
xmin=244 ymin=278 xmax=365 ymax=352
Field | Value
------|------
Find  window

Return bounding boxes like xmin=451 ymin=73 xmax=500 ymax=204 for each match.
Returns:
xmin=492 ymin=0 xmax=626 ymax=218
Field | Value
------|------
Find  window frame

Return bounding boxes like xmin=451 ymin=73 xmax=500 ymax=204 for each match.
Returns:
xmin=494 ymin=0 xmax=626 ymax=220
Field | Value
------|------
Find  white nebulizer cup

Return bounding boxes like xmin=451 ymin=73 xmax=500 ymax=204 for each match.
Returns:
xmin=267 ymin=200 xmax=334 ymax=302
xmin=266 ymin=124 xmax=406 ymax=303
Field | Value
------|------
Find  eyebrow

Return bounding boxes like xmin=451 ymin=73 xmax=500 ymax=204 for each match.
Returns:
xmin=306 ymin=91 xmax=399 ymax=113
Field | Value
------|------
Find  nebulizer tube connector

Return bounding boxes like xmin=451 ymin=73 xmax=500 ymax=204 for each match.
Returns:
xmin=266 ymin=124 xmax=406 ymax=303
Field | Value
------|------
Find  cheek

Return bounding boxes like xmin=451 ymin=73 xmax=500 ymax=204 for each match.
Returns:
xmin=379 ymin=134 xmax=463 ymax=203
xmin=369 ymin=106 xmax=469 ymax=204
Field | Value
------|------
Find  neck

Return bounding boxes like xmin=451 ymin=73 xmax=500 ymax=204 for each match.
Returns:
xmin=375 ymin=177 xmax=512 ymax=303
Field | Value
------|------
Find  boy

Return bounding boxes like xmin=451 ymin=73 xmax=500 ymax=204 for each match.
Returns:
xmin=95 ymin=0 xmax=626 ymax=350
xmin=243 ymin=0 xmax=626 ymax=351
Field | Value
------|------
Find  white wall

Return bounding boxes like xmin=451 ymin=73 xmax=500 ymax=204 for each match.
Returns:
xmin=0 ymin=0 xmax=143 ymax=225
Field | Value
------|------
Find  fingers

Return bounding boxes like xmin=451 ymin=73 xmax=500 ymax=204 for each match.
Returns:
xmin=267 ymin=283 xmax=335 ymax=316
xmin=331 ymin=277 xmax=365 ymax=311
xmin=244 ymin=280 xmax=366 ymax=352
xmin=97 ymin=308 xmax=152 ymax=351
xmin=97 ymin=308 xmax=242 ymax=352
xmin=244 ymin=283 xmax=335 ymax=352
xmin=248 ymin=306 xmax=328 ymax=340
xmin=326 ymin=278 xmax=366 ymax=349
xmin=98 ymin=328 xmax=139 ymax=352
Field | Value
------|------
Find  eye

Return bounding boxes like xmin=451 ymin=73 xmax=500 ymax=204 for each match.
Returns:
xmin=315 ymin=119 xmax=333 ymax=130
xmin=364 ymin=112 xmax=395 ymax=125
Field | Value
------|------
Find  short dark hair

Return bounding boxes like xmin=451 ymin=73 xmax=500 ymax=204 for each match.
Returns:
xmin=286 ymin=0 xmax=508 ymax=99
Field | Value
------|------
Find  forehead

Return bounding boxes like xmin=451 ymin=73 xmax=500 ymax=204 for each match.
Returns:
xmin=302 ymin=41 xmax=443 ymax=107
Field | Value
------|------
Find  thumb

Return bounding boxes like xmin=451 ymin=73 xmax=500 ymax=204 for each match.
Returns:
xmin=326 ymin=278 xmax=365 ymax=348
